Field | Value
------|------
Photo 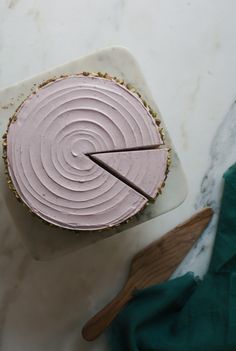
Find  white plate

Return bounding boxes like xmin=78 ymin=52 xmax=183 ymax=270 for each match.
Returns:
xmin=0 ymin=46 xmax=187 ymax=260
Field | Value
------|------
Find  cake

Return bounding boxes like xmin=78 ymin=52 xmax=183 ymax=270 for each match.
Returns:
xmin=3 ymin=73 xmax=169 ymax=231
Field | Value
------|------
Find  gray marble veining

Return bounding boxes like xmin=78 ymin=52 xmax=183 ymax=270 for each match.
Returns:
xmin=174 ymin=100 xmax=236 ymax=278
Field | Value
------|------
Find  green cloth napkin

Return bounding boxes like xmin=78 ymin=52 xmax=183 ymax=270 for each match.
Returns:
xmin=108 ymin=164 xmax=236 ymax=351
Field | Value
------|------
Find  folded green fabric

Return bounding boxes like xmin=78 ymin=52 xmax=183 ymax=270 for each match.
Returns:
xmin=108 ymin=164 xmax=236 ymax=351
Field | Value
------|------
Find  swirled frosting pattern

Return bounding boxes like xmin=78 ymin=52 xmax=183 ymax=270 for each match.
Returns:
xmin=7 ymin=75 xmax=164 ymax=230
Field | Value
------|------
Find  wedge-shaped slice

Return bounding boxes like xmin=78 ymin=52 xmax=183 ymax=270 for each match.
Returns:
xmin=90 ymin=149 xmax=168 ymax=200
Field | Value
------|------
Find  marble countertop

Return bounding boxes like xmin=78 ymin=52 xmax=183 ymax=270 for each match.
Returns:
xmin=0 ymin=0 xmax=236 ymax=350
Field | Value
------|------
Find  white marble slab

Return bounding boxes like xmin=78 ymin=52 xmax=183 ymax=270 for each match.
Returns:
xmin=0 ymin=1 xmax=236 ymax=351
xmin=0 ymin=47 xmax=187 ymax=260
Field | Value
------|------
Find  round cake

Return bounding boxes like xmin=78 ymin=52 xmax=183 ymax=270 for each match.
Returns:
xmin=3 ymin=73 xmax=169 ymax=231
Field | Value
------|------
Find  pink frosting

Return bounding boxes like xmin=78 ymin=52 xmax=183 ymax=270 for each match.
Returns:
xmin=91 ymin=149 xmax=168 ymax=200
xmin=7 ymin=75 xmax=164 ymax=230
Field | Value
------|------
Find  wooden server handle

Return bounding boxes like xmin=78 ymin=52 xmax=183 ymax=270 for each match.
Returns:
xmin=82 ymin=280 xmax=134 ymax=341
